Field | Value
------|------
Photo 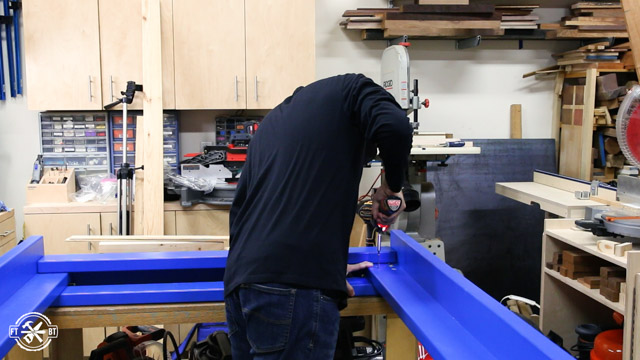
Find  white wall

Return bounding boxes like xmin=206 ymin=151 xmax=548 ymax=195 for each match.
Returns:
xmin=317 ymin=0 xmax=577 ymax=139
xmin=1 ymin=2 xmax=577 ymax=239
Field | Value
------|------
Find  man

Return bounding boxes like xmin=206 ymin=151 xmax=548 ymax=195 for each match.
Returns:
xmin=223 ymin=73 xmax=413 ymax=359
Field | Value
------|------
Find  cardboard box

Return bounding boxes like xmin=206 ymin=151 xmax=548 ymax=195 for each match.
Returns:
xmin=26 ymin=169 xmax=76 ymax=204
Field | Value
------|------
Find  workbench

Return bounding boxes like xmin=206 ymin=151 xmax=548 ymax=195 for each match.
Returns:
xmin=0 ymin=231 xmax=570 ymax=360
xmin=42 ymin=297 xmax=404 ymax=359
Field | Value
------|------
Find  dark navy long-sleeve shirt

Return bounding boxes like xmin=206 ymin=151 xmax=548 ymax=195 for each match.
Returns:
xmin=223 ymin=74 xmax=413 ymax=298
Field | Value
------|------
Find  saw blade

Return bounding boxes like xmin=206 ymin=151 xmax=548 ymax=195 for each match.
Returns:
xmin=617 ymin=85 xmax=640 ymax=167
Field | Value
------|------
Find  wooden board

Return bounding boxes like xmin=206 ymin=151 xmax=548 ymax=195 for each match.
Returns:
xmin=510 ymin=104 xmax=522 ymax=139
xmin=383 ymin=26 xmax=504 ymax=37
xmin=346 ymin=22 xmax=382 ymax=30
xmin=418 ymin=0 xmax=468 ymax=4
xmin=573 ymin=9 xmax=625 ymax=17
xmin=134 ymin=116 xmax=145 ymax=235
xmin=559 ymin=125 xmax=582 ymax=178
xmin=621 ymin=0 xmax=640 ymax=79
xmin=342 ymin=8 xmax=399 ymax=17
xmin=580 ymin=68 xmax=598 ymax=181
xmin=547 ymin=28 xmax=629 ymax=39
xmin=572 ymin=2 xmax=622 ymax=10
xmin=384 ymin=12 xmax=499 ymax=21
xmin=141 ymin=0 xmax=164 ymax=235
xmin=400 ymin=4 xmax=494 ymax=14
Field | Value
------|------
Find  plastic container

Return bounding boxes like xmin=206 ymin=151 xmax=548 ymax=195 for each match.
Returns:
xmin=113 ymin=128 xmax=135 ymax=139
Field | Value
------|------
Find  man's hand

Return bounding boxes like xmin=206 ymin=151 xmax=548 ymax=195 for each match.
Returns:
xmin=371 ymin=183 xmax=406 ymax=226
xmin=345 ymin=261 xmax=373 ymax=297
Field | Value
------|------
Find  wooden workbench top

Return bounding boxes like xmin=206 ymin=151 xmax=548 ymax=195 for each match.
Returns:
xmin=46 ymin=297 xmax=393 ymax=328
xmin=24 ymin=201 xmax=230 ymax=214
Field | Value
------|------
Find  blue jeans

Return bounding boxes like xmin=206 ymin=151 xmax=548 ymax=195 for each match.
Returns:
xmin=224 ymin=283 xmax=341 ymax=360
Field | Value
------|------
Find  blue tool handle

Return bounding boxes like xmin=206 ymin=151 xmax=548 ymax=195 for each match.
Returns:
xmin=446 ymin=141 xmax=466 ymax=147
xmin=3 ymin=0 xmax=16 ymax=97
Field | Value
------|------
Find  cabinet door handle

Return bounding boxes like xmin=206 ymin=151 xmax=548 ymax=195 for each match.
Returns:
xmin=110 ymin=75 xmax=114 ymax=101
xmin=0 ymin=230 xmax=14 ymax=237
xmin=234 ymin=76 xmax=238 ymax=102
xmin=87 ymin=224 xmax=92 ymax=250
xmin=254 ymin=76 xmax=258 ymax=102
xmin=109 ymin=222 xmax=113 ymax=235
xmin=88 ymin=75 xmax=93 ymax=102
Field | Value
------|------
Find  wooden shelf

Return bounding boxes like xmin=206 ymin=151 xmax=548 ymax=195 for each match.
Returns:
xmin=545 ymin=227 xmax=633 ymax=268
xmin=495 ymin=182 xmax=601 ymax=218
xmin=24 ymin=201 xmax=230 ymax=214
xmin=544 ymin=268 xmax=624 ymax=313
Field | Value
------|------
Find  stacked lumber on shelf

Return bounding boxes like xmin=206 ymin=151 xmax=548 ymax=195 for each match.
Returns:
xmin=341 ymin=4 xmax=509 ymax=38
xmin=496 ymin=5 xmax=539 ymax=29
xmin=545 ymin=2 xmax=628 ymax=39
xmin=558 ymin=250 xmax=607 ymax=280
xmin=599 ymin=266 xmax=625 ymax=302
xmin=553 ymin=41 xmax=630 ymax=69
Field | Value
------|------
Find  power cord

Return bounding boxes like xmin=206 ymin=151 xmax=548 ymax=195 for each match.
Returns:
xmin=352 ymin=336 xmax=384 ymax=359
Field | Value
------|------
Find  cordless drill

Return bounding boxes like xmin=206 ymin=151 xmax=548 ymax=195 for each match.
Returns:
xmin=375 ymin=195 xmax=403 ymax=255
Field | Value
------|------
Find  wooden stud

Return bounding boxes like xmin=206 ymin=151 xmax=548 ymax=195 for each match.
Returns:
xmin=580 ymin=68 xmax=597 ymax=180
xmin=552 ymin=73 xmax=565 ymax=165
xmin=141 ymin=0 xmax=164 ymax=235
xmin=134 ymin=116 xmax=145 ymax=235
xmin=510 ymin=104 xmax=522 ymax=139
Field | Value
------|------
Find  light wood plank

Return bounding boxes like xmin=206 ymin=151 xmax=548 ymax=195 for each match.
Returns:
xmin=552 ymin=73 xmax=565 ymax=164
xmin=159 ymin=0 xmax=176 ymax=109
xmin=141 ymin=0 xmax=164 ymax=235
xmin=134 ymin=116 xmax=145 ymax=235
xmin=580 ymin=68 xmax=597 ymax=181
xmin=46 ymin=297 xmax=393 ymax=328
xmin=67 ymin=234 xmax=228 ymax=242
xmin=510 ymin=104 xmax=522 ymax=139
xmin=559 ymin=125 xmax=582 ymax=179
